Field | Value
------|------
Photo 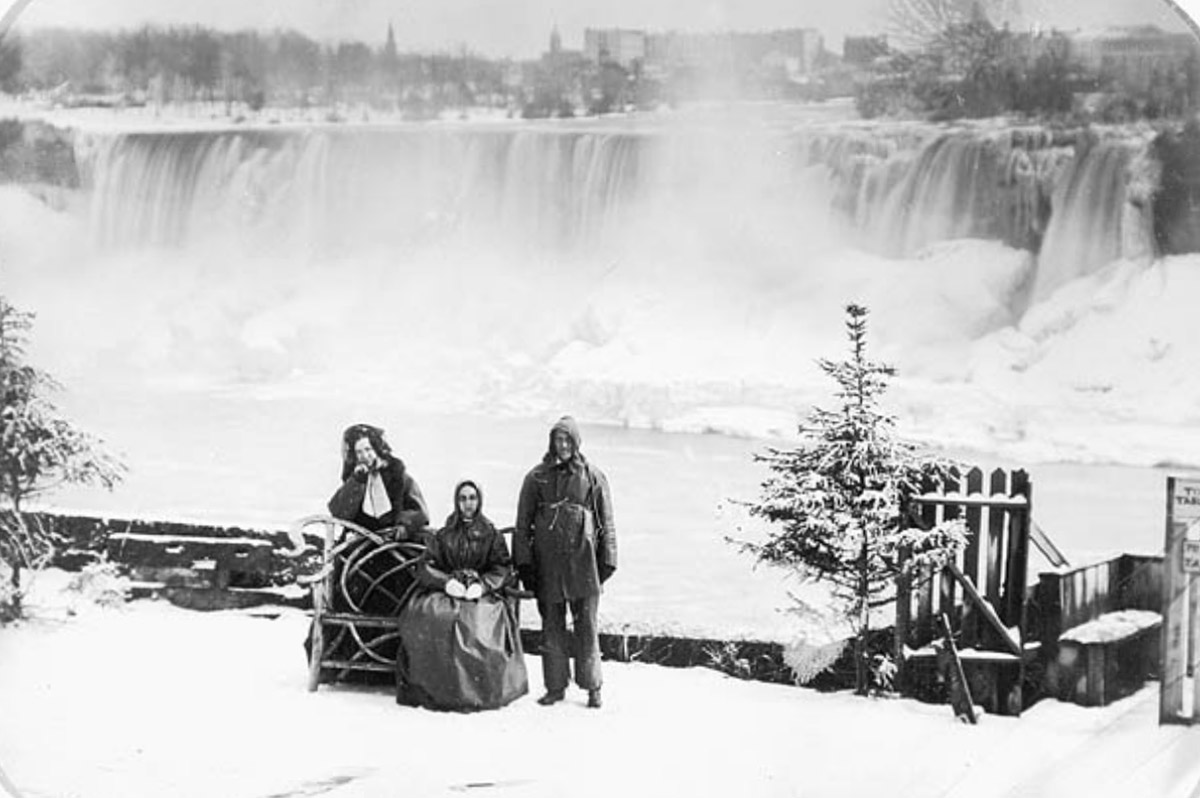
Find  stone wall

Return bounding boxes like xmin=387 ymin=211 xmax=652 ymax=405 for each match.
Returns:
xmin=31 ymin=509 xmax=866 ymax=688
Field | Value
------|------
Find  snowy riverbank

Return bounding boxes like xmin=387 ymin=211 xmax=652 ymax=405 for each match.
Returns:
xmin=1 ymin=570 xmax=1198 ymax=798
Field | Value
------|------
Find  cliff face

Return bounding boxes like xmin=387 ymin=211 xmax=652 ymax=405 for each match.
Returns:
xmin=1153 ymin=120 xmax=1200 ymax=256
xmin=0 ymin=118 xmax=78 ymax=188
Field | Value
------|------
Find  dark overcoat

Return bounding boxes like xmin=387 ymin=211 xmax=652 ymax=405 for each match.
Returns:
xmin=327 ymin=457 xmax=430 ymax=535
xmin=398 ymin=483 xmax=527 ymax=711
xmin=514 ymin=419 xmax=617 ymax=603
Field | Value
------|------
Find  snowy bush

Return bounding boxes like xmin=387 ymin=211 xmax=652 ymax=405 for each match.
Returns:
xmin=65 ymin=561 xmax=130 ymax=611
xmin=783 ymin=637 xmax=847 ymax=685
xmin=0 ymin=561 xmax=16 ymax=623
xmin=703 ymin=642 xmax=754 ymax=680
xmin=870 ymin=652 xmax=899 ymax=695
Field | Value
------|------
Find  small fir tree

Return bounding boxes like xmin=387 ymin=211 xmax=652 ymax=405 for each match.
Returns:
xmin=740 ymin=304 xmax=966 ymax=694
xmin=0 ymin=296 xmax=125 ymax=618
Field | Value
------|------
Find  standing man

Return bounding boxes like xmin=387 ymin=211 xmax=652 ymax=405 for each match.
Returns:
xmin=514 ymin=416 xmax=616 ymax=709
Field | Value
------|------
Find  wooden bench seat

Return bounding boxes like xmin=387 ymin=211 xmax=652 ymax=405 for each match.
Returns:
xmin=1052 ymin=610 xmax=1162 ymax=707
xmin=292 ymin=515 xmax=425 ymax=690
xmin=293 ymin=515 xmax=531 ymax=692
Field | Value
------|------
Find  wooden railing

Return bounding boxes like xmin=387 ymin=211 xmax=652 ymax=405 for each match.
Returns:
xmin=1033 ymin=553 xmax=1163 ymax=652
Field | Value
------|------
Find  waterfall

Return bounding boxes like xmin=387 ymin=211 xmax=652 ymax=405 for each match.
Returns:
xmin=2 ymin=113 xmax=1191 ymax=465
xmin=1034 ymin=139 xmax=1154 ymax=301
xmin=80 ymin=127 xmax=653 ymax=257
xmin=74 ymin=120 xmax=1159 ymax=311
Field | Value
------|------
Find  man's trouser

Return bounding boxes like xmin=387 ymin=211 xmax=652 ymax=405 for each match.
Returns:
xmin=538 ymin=594 xmax=601 ymax=692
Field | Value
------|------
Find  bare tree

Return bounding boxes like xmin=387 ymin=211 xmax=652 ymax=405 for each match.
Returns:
xmin=888 ymin=0 xmax=1022 ymax=51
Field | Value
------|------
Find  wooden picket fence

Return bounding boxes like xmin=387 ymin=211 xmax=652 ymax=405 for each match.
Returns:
xmin=895 ymin=467 xmax=1035 ymax=715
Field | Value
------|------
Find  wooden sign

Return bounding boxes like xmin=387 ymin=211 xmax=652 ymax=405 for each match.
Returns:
xmin=1185 ymin=540 xmax=1200 ymax=574
xmin=1162 ymin=476 xmax=1200 ymax=725
xmin=1173 ymin=479 xmax=1200 ymax=521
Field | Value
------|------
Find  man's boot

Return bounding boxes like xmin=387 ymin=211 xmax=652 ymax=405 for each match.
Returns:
xmin=587 ymin=688 xmax=602 ymax=709
xmin=537 ymin=690 xmax=565 ymax=706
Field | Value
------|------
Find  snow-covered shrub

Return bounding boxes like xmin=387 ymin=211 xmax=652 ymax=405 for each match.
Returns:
xmin=65 ymin=561 xmax=130 ymax=611
xmin=870 ymin=652 xmax=899 ymax=694
xmin=0 ymin=561 xmax=16 ymax=623
xmin=783 ymin=637 xmax=847 ymax=685
xmin=703 ymin=641 xmax=753 ymax=680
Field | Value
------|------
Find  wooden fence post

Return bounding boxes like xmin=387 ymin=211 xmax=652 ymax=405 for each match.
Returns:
xmin=1003 ymin=469 xmax=1031 ymax=629
xmin=895 ymin=544 xmax=911 ymax=690
xmin=986 ymin=468 xmax=1007 ymax=606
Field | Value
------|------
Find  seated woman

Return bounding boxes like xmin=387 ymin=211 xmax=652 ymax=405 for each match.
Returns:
xmin=396 ymin=480 xmax=529 ymax=711
xmin=306 ymin=424 xmax=431 ymax=679
xmin=328 ymin=423 xmax=430 ymax=539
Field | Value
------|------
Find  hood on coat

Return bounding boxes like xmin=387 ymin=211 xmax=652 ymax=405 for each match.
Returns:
xmin=340 ymin=423 xmax=401 ymax=481
xmin=445 ymin=478 xmax=484 ymax=528
xmin=544 ymin=415 xmax=584 ymax=465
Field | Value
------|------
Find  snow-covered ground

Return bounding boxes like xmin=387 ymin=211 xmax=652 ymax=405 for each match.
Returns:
xmin=1 ymin=571 xmax=1198 ymax=798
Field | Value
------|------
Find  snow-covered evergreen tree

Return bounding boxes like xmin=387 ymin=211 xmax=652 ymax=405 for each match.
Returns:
xmin=0 ymin=296 xmax=125 ymax=618
xmin=741 ymin=304 xmax=967 ymax=694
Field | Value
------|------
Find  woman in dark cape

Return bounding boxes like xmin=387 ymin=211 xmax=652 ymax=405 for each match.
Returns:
xmin=396 ymin=479 xmax=529 ymax=711
xmin=328 ymin=424 xmax=429 ymax=538
xmin=305 ymin=424 xmax=430 ymax=680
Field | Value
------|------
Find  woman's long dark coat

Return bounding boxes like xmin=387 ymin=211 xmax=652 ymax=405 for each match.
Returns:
xmin=327 ymin=457 xmax=429 ymax=535
xmin=396 ymin=497 xmax=528 ymax=711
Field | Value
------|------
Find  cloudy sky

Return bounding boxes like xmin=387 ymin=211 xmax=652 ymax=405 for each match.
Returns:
xmin=11 ymin=0 xmax=1198 ymax=58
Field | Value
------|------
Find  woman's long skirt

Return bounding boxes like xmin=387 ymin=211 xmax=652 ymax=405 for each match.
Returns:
xmin=397 ymin=592 xmax=528 ymax=711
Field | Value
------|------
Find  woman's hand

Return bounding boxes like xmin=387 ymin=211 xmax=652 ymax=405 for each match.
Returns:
xmin=464 ymin=583 xmax=483 ymax=601
xmin=445 ymin=579 xmax=467 ymax=599
xmin=452 ymin=568 xmax=480 ymax=584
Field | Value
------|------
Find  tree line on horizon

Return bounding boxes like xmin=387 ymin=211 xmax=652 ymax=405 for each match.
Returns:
xmin=0 ymin=15 xmax=1196 ymax=123
xmin=0 ymin=25 xmax=514 ymax=116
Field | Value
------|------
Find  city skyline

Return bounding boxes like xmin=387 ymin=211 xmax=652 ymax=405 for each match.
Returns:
xmin=11 ymin=0 xmax=1197 ymax=59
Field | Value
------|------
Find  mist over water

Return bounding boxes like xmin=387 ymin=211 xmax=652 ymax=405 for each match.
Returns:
xmin=4 ymin=110 xmax=1199 ymax=469
xmin=62 ymin=120 xmax=846 ymax=415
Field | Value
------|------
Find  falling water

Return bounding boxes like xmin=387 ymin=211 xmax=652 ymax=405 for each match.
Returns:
xmin=81 ymin=127 xmax=655 ymax=256
xmin=0 ymin=117 xmax=1153 ymax=437
xmin=1034 ymin=139 xmax=1154 ymax=301
xmin=77 ymin=122 xmax=1157 ymax=287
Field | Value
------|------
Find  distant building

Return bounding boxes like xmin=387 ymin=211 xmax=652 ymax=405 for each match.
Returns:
xmin=842 ymin=35 xmax=889 ymax=67
xmin=648 ymin=32 xmax=733 ymax=72
xmin=584 ymin=28 xmax=647 ymax=69
xmin=542 ymin=25 xmax=586 ymax=69
xmin=529 ymin=27 xmax=589 ymax=114
xmin=645 ymin=28 xmax=824 ymax=75
xmin=1003 ymin=30 xmax=1072 ymax=63
xmin=1068 ymin=25 xmax=1199 ymax=92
